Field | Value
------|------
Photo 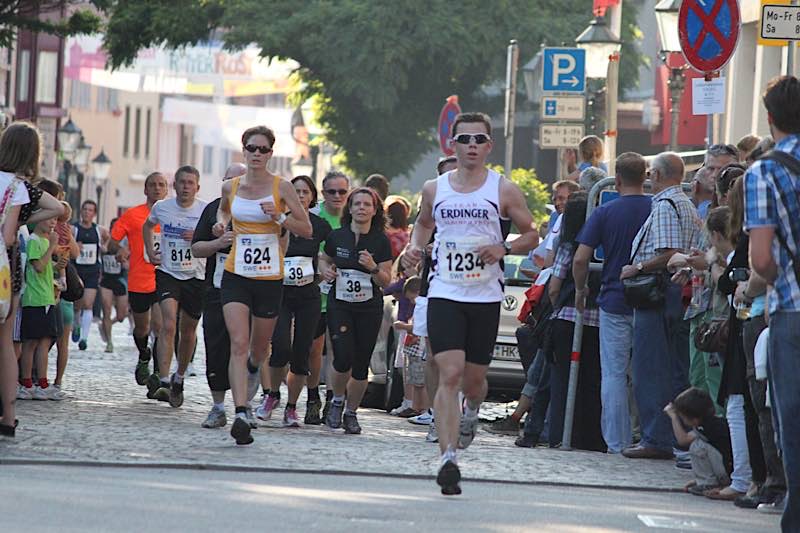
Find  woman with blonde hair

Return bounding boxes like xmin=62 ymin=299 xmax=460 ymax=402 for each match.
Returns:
xmin=0 ymin=122 xmax=64 ymax=437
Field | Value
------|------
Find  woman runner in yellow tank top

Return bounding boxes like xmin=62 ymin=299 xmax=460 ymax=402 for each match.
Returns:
xmin=213 ymin=125 xmax=311 ymax=446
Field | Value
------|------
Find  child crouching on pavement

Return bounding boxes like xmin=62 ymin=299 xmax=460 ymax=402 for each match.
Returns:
xmin=18 ymin=216 xmax=63 ymax=400
xmin=665 ymin=387 xmax=732 ymax=495
xmin=391 ymin=276 xmax=428 ymax=417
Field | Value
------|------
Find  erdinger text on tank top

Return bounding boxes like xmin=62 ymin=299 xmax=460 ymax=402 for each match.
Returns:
xmin=428 ymin=169 xmax=505 ymax=303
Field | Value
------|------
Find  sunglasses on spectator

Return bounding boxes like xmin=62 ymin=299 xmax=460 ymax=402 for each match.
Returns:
xmin=324 ymin=188 xmax=348 ymax=196
xmin=244 ymin=144 xmax=272 ymax=154
xmin=452 ymin=133 xmax=491 ymax=145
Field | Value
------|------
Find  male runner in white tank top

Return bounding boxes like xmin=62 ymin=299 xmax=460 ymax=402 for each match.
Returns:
xmin=404 ymin=112 xmax=539 ymax=495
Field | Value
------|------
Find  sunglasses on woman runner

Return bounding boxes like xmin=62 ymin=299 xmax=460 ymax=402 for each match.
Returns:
xmin=452 ymin=133 xmax=491 ymax=145
xmin=244 ymin=144 xmax=272 ymax=154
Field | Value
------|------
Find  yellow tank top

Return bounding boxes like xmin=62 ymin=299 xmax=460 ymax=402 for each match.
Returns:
xmin=224 ymin=175 xmax=285 ymax=280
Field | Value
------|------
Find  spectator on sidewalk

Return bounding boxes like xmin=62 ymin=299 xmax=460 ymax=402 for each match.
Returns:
xmin=665 ymin=387 xmax=732 ymax=495
xmin=744 ymin=74 xmax=800 ymax=528
xmin=573 ymin=152 xmax=652 ymax=454
xmin=620 ymin=152 xmax=702 ymax=460
xmin=737 ymin=134 xmax=761 ymax=163
xmin=690 ymin=166 xmax=716 ymax=220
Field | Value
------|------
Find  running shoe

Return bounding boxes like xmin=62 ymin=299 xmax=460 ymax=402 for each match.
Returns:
xmin=135 ymin=357 xmax=151 ymax=386
xmin=16 ymin=385 xmax=32 ymax=400
xmin=105 ymin=340 xmax=114 ymax=353
xmin=325 ymin=401 xmax=344 ymax=429
xmin=283 ymin=407 xmax=301 ymax=428
xmin=322 ymin=399 xmax=331 ymax=422
xmin=32 ymin=385 xmax=49 ymax=401
xmin=78 ymin=340 xmax=87 ymax=351
xmin=145 ymin=372 xmax=161 ymax=399
xmin=396 ymin=407 xmax=421 ymax=418
xmin=343 ymin=412 xmax=361 ymax=434
xmin=48 ymin=384 xmax=66 ymax=401
xmin=437 ymin=460 xmax=462 ymax=496
xmin=486 ymin=415 xmax=521 ymax=436
xmin=304 ymin=399 xmax=322 ymax=425
xmin=390 ymin=400 xmax=413 ymax=416
xmin=231 ymin=416 xmax=254 ymax=445
xmin=514 ymin=434 xmax=538 ymax=448
xmin=458 ymin=413 xmax=479 ymax=449
xmin=409 ymin=410 xmax=433 ymax=425
xmin=71 ymin=327 xmax=80 ymax=343
xmin=153 ymin=381 xmax=170 ymax=402
xmin=255 ymin=395 xmax=279 ymax=421
xmin=426 ymin=422 xmax=439 ymax=443
xmin=168 ymin=373 xmax=184 ymax=408
xmin=201 ymin=406 xmax=227 ymax=428
xmin=246 ymin=367 xmax=260 ymax=403
xmin=245 ymin=406 xmax=258 ymax=429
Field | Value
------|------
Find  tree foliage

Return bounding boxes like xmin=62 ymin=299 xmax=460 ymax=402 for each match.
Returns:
xmin=101 ymin=1 xmax=643 ymax=178
xmin=0 ymin=1 xmax=104 ymax=48
xmin=489 ymin=165 xmax=550 ymax=226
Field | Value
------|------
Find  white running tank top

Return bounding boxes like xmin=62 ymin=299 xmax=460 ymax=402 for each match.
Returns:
xmin=428 ymin=169 xmax=505 ymax=303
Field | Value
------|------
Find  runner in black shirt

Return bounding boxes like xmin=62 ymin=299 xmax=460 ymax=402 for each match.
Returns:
xmin=320 ymin=187 xmax=393 ymax=434
xmin=258 ymin=176 xmax=332 ymax=427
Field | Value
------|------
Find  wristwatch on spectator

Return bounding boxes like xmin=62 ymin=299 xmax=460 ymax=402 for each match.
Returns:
xmin=635 ymin=261 xmax=644 ymax=273
xmin=503 ymin=241 xmax=513 ymax=255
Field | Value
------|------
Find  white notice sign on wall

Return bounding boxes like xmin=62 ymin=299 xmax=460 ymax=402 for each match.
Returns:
xmin=692 ymin=77 xmax=726 ymax=116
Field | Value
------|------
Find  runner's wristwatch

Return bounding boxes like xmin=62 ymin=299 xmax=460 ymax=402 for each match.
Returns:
xmin=275 ymin=213 xmax=287 ymax=225
xmin=503 ymin=241 xmax=512 ymax=255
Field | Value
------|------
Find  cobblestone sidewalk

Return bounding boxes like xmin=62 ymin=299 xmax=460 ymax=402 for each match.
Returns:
xmin=2 ymin=323 xmax=692 ymax=491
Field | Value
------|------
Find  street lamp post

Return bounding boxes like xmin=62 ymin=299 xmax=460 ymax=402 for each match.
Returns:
xmin=57 ymin=118 xmax=84 ymax=216
xmin=575 ymin=15 xmax=622 ymax=175
xmin=655 ymin=0 xmax=686 ymax=152
xmin=91 ymin=148 xmax=112 ymax=223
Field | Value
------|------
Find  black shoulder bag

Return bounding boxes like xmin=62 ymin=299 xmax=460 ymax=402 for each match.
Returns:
xmin=759 ymin=150 xmax=800 ymax=282
xmin=622 ymin=198 xmax=678 ymax=310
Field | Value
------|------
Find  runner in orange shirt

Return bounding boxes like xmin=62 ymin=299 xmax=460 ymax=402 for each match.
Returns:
xmin=107 ymin=172 xmax=168 ymax=392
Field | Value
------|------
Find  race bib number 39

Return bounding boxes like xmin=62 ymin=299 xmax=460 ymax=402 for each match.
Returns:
xmin=76 ymin=243 xmax=97 ymax=265
xmin=164 ymin=237 xmax=194 ymax=272
xmin=283 ymin=256 xmax=314 ymax=286
xmin=234 ymin=234 xmax=280 ymax=277
xmin=335 ymin=269 xmax=373 ymax=303
xmin=439 ymin=237 xmax=489 ymax=285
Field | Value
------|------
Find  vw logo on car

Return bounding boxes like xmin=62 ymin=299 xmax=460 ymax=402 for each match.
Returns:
xmin=502 ymin=294 xmax=518 ymax=312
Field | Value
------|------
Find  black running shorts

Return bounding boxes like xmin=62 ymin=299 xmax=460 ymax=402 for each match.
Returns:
xmin=427 ymin=298 xmax=501 ymax=366
xmin=100 ymin=275 xmax=127 ymax=296
xmin=220 ymin=271 xmax=282 ymax=319
xmin=155 ymin=270 xmax=205 ymax=320
xmin=129 ymin=291 xmax=158 ymax=314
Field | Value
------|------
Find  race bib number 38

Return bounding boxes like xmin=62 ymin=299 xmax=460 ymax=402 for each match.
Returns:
xmin=235 ymin=234 xmax=280 ymax=277
xmin=335 ymin=269 xmax=373 ymax=303
xmin=283 ymin=256 xmax=314 ymax=286
xmin=438 ymin=237 xmax=489 ymax=285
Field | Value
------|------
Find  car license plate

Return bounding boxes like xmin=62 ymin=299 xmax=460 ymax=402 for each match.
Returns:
xmin=493 ymin=344 xmax=519 ymax=361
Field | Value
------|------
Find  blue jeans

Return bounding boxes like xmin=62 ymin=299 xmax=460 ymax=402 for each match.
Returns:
xmin=599 ymin=309 xmax=633 ymax=453
xmin=768 ymin=311 xmax=800 ymax=532
xmin=522 ymin=349 xmax=550 ymax=440
xmin=632 ymin=283 xmax=684 ymax=452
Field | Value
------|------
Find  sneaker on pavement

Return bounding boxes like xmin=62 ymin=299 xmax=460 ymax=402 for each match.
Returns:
xmin=343 ymin=412 xmax=362 ymax=434
xmin=48 ymin=384 xmax=66 ymax=401
xmin=757 ymin=493 xmax=786 ymax=514
xmin=246 ymin=368 xmax=260 ymax=403
xmin=621 ymin=444 xmax=674 ymax=460
xmin=32 ymin=385 xmax=51 ymax=400
xmin=395 ymin=407 xmax=420 ymax=418
xmin=78 ymin=339 xmax=87 ymax=351
xmin=145 ymin=372 xmax=161 ymax=399
xmin=426 ymin=422 xmax=439 ymax=443
xmin=437 ymin=460 xmax=462 ymax=496
xmin=283 ymin=407 xmax=301 ymax=428
xmin=231 ymin=416 xmax=254 ymax=445
xmin=135 ymin=356 xmax=151 ymax=386
xmin=153 ymin=382 xmax=170 ymax=402
xmin=71 ymin=327 xmax=80 ymax=343
xmin=255 ymin=395 xmax=279 ymax=421
xmin=675 ymin=456 xmax=692 ymax=470
xmin=105 ymin=340 xmax=114 ymax=353
xmin=16 ymin=385 xmax=32 ymax=400
xmin=458 ymin=413 xmax=479 ymax=449
xmin=486 ymin=415 xmax=521 ymax=436
xmin=409 ymin=410 xmax=433 ymax=425
xmin=325 ymin=401 xmax=344 ymax=429
xmin=201 ymin=407 xmax=227 ymax=428
xmin=245 ymin=406 xmax=258 ymax=429
xmin=390 ymin=400 xmax=412 ymax=416
xmin=515 ymin=434 xmax=538 ymax=448
xmin=168 ymin=373 xmax=184 ymax=408
xmin=304 ymin=399 xmax=322 ymax=425
xmin=322 ymin=400 xmax=331 ymax=422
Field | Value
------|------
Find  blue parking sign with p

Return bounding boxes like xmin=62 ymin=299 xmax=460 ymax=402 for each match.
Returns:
xmin=542 ymin=48 xmax=586 ymax=93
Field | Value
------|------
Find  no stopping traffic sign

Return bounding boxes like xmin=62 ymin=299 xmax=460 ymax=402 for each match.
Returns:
xmin=679 ymin=0 xmax=741 ymax=73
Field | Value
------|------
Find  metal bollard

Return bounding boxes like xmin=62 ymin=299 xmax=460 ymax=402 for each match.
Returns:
xmin=560 ymin=311 xmax=583 ymax=451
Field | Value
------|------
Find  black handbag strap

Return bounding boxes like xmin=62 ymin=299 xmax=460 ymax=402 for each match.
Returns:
xmin=759 ymin=150 xmax=800 ymax=282
xmin=628 ymin=197 xmax=678 ymax=266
